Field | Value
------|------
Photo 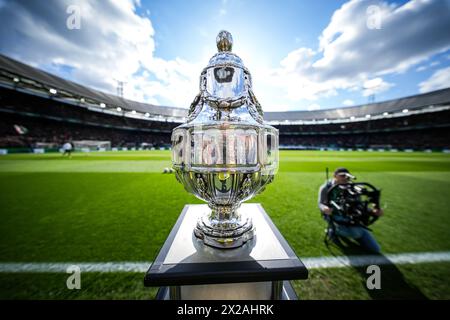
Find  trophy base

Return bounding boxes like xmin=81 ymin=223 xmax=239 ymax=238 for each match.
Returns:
xmin=145 ymin=204 xmax=308 ymax=300
xmin=194 ymin=213 xmax=255 ymax=249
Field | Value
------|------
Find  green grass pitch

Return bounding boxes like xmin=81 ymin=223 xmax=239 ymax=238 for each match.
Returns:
xmin=0 ymin=150 xmax=449 ymax=299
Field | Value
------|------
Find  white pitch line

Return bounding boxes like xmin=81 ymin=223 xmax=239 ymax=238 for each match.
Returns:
xmin=0 ymin=262 xmax=151 ymax=273
xmin=302 ymin=251 xmax=450 ymax=269
xmin=0 ymin=251 xmax=449 ymax=273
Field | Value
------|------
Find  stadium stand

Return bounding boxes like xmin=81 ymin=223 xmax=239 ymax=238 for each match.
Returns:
xmin=0 ymin=54 xmax=449 ymax=151
xmin=0 ymin=88 xmax=174 ymax=149
xmin=275 ymin=110 xmax=450 ymax=149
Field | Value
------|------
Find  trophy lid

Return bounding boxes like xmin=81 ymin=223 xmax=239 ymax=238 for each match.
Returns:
xmin=206 ymin=30 xmax=247 ymax=71
xmin=185 ymin=30 xmax=264 ymax=124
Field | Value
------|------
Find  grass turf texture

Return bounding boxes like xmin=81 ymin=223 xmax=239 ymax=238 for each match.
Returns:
xmin=0 ymin=150 xmax=449 ymax=299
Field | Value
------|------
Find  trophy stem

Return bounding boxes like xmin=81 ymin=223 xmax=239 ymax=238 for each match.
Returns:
xmin=194 ymin=204 xmax=255 ymax=249
xmin=210 ymin=204 xmax=238 ymax=222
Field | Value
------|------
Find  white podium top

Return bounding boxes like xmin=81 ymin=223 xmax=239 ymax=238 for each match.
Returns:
xmin=145 ymin=203 xmax=308 ymax=287
xmin=164 ymin=203 xmax=290 ymax=264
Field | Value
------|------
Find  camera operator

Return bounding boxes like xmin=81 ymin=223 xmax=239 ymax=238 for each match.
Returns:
xmin=318 ymin=167 xmax=383 ymax=253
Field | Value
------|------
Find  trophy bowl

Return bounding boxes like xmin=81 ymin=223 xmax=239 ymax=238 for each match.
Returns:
xmin=171 ymin=31 xmax=279 ymax=249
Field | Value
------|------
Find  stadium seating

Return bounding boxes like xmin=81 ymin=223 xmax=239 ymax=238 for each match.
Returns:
xmin=1 ymin=85 xmax=449 ymax=150
xmin=0 ymin=54 xmax=449 ymax=151
xmin=0 ymin=88 xmax=175 ymax=149
xmin=275 ymin=110 xmax=450 ymax=149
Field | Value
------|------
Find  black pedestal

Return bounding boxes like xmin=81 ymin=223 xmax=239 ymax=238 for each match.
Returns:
xmin=144 ymin=203 xmax=308 ymax=300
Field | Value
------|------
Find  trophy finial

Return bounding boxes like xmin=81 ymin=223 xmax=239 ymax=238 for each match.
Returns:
xmin=216 ymin=30 xmax=233 ymax=52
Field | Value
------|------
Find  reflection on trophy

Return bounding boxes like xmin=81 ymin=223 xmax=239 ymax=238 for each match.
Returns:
xmin=171 ymin=30 xmax=279 ymax=249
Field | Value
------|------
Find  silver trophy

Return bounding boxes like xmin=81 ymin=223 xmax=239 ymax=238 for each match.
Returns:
xmin=171 ymin=31 xmax=279 ymax=249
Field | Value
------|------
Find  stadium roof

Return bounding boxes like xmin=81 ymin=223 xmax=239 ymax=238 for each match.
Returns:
xmin=1 ymin=53 xmax=450 ymax=122
xmin=0 ymin=54 xmax=186 ymax=118
xmin=264 ymin=88 xmax=450 ymax=121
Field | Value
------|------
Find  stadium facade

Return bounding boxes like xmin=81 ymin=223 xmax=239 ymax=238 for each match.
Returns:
xmin=1 ymin=54 xmax=449 ymax=152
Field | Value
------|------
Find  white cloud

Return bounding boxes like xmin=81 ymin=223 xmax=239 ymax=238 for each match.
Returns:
xmin=362 ymin=78 xmax=394 ymax=97
xmin=416 ymin=65 xmax=427 ymax=72
xmin=342 ymin=99 xmax=354 ymax=106
xmin=307 ymin=103 xmax=321 ymax=111
xmin=415 ymin=60 xmax=442 ymax=72
xmin=314 ymin=0 xmax=450 ymax=77
xmin=419 ymin=66 xmax=450 ymax=93
xmin=265 ymin=0 xmax=450 ymax=108
xmin=0 ymin=0 xmax=201 ymax=108
xmin=363 ymin=78 xmax=383 ymax=90
xmin=429 ymin=61 xmax=440 ymax=67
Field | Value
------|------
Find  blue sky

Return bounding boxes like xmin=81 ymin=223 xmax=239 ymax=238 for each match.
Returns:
xmin=142 ymin=0 xmax=343 ymax=62
xmin=0 ymin=0 xmax=449 ymax=111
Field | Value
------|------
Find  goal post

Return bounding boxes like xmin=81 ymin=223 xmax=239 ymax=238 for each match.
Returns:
xmin=72 ymin=140 xmax=111 ymax=151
